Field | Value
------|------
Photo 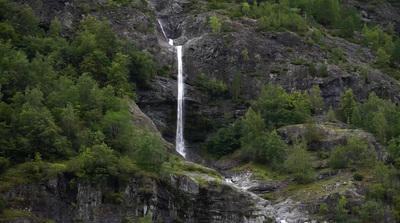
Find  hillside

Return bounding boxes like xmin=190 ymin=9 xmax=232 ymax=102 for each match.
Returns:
xmin=1 ymin=0 xmax=400 ymax=222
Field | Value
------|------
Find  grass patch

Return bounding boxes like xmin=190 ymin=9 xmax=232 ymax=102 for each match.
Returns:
xmin=165 ymin=156 xmax=222 ymax=179
xmin=232 ymin=162 xmax=286 ymax=180
xmin=193 ymin=177 xmax=208 ymax=187
xmin=0 ymin=161 xmax=69 ymax=192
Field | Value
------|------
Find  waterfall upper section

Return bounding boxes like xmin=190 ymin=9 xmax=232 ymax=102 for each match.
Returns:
xmin=157 ymin=19 xmax=186 ymax=158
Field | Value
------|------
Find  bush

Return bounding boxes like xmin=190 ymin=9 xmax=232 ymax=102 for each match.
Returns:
xmin=207 ymin=121 xmax=242 ymax=157
xmin=76 ymin=144 xmax=119 ymax=182
xmin=353 ymin=172 xmax=364 ymax=181
xmin=136 ymin=131 xmax=166 ymax=173
xmin=0 ymin=157 xmax=10 ymax=174
xmin=330 ymin=145 xmax=348 ymax=169
xmin=360 ymin=201 xmax=385 ymax=222
xmin=318 ymin=64 xmax=329 ymax=77
xmin=284 ymin=139 xmax=314 ymax=184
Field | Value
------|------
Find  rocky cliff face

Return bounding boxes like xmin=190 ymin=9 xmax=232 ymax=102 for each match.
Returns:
xmin=4 ymin=0 xmax=400 ymax=222
xmin=2 ymin=168 xmax=304 ymax=223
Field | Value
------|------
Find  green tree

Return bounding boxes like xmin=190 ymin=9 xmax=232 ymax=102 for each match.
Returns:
xmin=337 ymin=89 xmax=357 ymax=122
xmin=136 ymin=131 xmax=166 ymax=173
xmin=241 ymin=108 xmax=266 ymax=161
xmin=372 ymin=110 xmax=388 ymax=143
xmin=347 ymin=135 xmax=368 ymax=163
xmin=77 ymin=144 xmax=119 ymax=182
xmin=350 ymin=104 xmax=362 ymax=128
xmin=241 ymin=2 xmax=251 ymax=16
xmin=376 ymin=48 xmax=390 ymax=67
xmin=207 ymin=121 xmax=242 ymax=157
xmin=327 ymin=105 xmax=336 ymax=121
xmin=209 ymin=14 xmax=221 ymax=33
xmin=335 ymin=195 xmax=348 ymax=222
xmin=360 ymin=201 xmax=385 ymax=222
xmin=330 ymin=145 xmax=348 ymax=169
xmin=309 ymin=85 xmax=324 ymax=114
xmin=48 ymin=18 xmax=62 ymax=38
xmin=108 ymin=53 xmax=133 ymax=97
xmin=284 ymin=138 xmax=314 ymax=184
xmin=391 ymin=39 xmax=400 ymax=66
xmin=263 ymin=130 xmax=286 ymax=168
xmin=102 ymin=110 xmax=137 ymax=154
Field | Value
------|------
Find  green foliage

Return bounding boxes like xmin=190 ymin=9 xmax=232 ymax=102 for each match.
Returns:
xmin=373 ymin=162 xmax=400 ymax=200
xmin=102 ymin=109 xmax=137 ymax=154
xmin=335 ymin=195 xmax=348 ymax=222
xmin=388 ymin=136 xmax=400 ymax=164
xmin=308 ymin=62 xmax=317 ymax=76
xmin=48 ymin=18 xmax=62 ymax=38
xmin=337 ymin=89 xmax=357 ymax=122
xmin=240 ymin=108 xmax=286 ymax=168
xmin=76 ymin=144 xmax=119 ymax=182
xmin=0 ymin=1 xmax=165 ymax=169
xmin=353 ymin=172 xmax=363 ymax=181
xmin=329 ymin=145 xmax=348 ymax=169
xmin=0 ymin=157 xmax=10 ymax=174
xmin=209 ymin=14 xmax=221 ymax=33
xmin=308 ymin=85 xmax=324 ymax=114
xmin=135 ymin=131 xmax=166 ymax=173
xmin=318 ymin=64 xmax=328 ymax=77
xmin=360 ymin=201 xmax=385 ymax=222
xmin=329 ymin=135 xmax=376 ymax=169
xmin=252 ymin=83 xmax=311 ymax=128
xmin=195 ymin=73 xmax=227 ymax=97
xmin=241 ymin=49 xmax=249 ymax=61
xmin=256 ymin=3 xmax=307 ymax=34
xmin=327 ymin=106 xmax=336 ymax=121
xmin=230 ymin=72 xmax=241 ymax=101
xmin=284 ymin=139 xmax=314 ymax=184
xmin=207 ymin=121 xmax=242 ymax=157
xmin=376 ymin=48 xmax=390 ymax=67
xmin=331 ymin=47 xmax=346 ymax=64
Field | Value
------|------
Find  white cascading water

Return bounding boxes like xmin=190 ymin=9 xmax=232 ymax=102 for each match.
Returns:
xmin=157 ymin=19 xmax=186 ymax=157
xmin=175 ymin=45 xmax=186 ymax=157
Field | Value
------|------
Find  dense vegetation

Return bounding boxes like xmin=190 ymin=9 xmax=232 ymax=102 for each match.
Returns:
xmin=1 ymin=0 xmax=400 ymax=221
xmin=0 ymin=0 xmax=170 ymax=186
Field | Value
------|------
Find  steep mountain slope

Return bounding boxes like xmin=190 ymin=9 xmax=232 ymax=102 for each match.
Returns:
xmin=1 ymin=0 xmax=400 ymax=222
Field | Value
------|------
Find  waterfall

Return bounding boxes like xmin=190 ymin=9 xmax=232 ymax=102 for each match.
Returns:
xmin=157 ymin=19 xmax=186 ymax=157
xmin=175 ymin=45 xmax=186 ymax=158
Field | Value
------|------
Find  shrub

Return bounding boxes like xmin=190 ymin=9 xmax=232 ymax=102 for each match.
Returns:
xmin=318 ymin=64 xmax=329 ymax=77
xmin=136 ymin=131 xmax=166 ymax=173
xmin=284 ymin=139 xmax=314 ymax=184
xmin=330 ymin=145 xmax=348 ymax=169
xmin=0 ymin=157 xmax=10 ymax=174
xmin=76 ymin=144 xmax=119 ymax=182
xmin=353 ymin=172 xmax=364 ymax=181
xmin=360 ymin=201 xmax=385 ymax=222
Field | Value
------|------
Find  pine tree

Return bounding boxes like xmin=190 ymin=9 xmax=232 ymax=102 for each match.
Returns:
xmin=337 ymin=89 xmax=357 ymax=122
xmin=391 ymin=39 xmax=400 ymax=66
xmin=209 ymin=14 xmax=221 ymax=33
xmin=372 ymin=110 xmax=388 ymax=143
xmin=309 ymin=85 xmax=324 ymax=114
xmin=284 ymin=138 xmax=314 ymax=184
xmin=327 ymin=106 xmax=336 ymax=121
xmin=350 ymin=104 xmax=362 ymax=128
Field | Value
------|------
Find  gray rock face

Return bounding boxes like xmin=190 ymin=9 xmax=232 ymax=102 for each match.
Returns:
xmin=2 ymin=172 xmax=287 ymax=223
